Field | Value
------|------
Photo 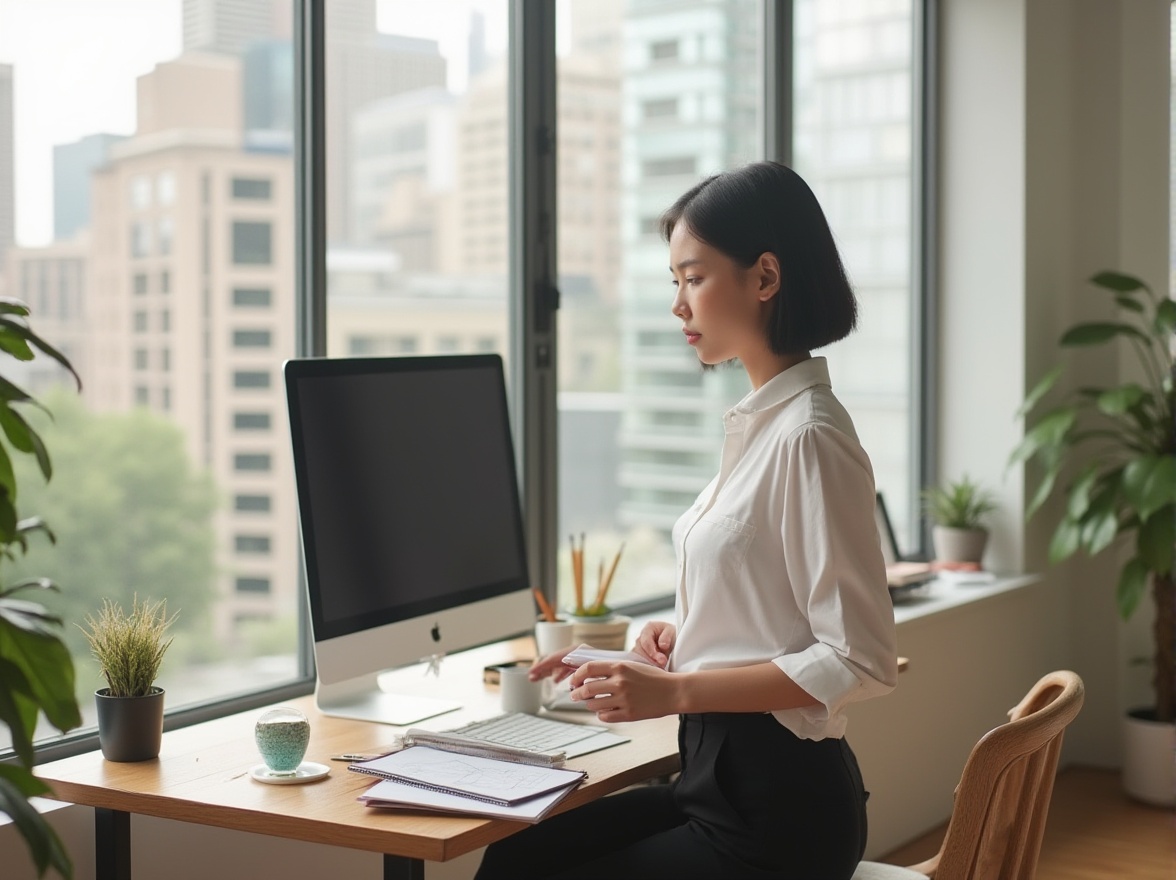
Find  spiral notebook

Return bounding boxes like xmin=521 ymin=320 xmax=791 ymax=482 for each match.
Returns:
xmin=348 ymin=744 xmax=586 ymax=807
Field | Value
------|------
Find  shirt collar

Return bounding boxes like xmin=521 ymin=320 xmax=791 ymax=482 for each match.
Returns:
xmin=725 ymin=357 xmax=832 ymax=421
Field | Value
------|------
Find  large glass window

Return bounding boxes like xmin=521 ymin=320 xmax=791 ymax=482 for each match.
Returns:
xmin=0 ymin=0 xmax=298 ymax=751
xmin=0 ymin=1 xmax=925 ymax=758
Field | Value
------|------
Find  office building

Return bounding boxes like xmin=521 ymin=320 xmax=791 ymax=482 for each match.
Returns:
xmin=87 ymin=53 xmax=297 ymax=640
xmin=0 ymin=64 xmax=13 ymax=274
xmin=53 ymin=134 xmax=127 ymax=242
xmin=617 ymin=0 xmax=761 ymax=533
xmin=243 ymin=38 xmax=295 ymax=152
xmin=183 ymin=0 xmax=274 ymax=57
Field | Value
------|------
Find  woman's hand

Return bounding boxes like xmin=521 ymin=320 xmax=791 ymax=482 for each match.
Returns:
xmin=567 ymin=660 xmax=679 ymax=723
xmin=633 ymin=620 xmax=676 ymax=668
xmin=528 ymin=648 xmax=576 ymax=685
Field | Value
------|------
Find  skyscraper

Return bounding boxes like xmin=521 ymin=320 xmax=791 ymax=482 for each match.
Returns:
xmin=183 ymin=0 xmax=274 ymax=56
xmin=53 ymin=134 xmax=127 ymax=241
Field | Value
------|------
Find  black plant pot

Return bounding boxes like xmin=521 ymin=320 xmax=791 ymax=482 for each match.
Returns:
xmin=95 ymin=687 xmax=165 ymax=762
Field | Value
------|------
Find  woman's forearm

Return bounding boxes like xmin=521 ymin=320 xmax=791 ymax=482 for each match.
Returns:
xmin=674 ymin=662 xmax=819 ymax=714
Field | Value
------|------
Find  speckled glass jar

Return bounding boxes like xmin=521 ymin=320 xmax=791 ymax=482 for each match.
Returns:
xmin=254 ymin=707 xmax=310 ymax=774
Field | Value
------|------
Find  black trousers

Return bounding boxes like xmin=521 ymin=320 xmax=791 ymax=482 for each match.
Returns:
xmin=474 ymin=712 xmax=869 ymax=880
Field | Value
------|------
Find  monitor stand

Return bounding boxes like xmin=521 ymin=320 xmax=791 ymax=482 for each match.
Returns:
xmin=315 ymin=676 xmax=461 ymax=726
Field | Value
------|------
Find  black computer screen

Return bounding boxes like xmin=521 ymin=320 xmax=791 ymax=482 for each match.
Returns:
xmin=285 ymin=355 xmax=530 ymax=642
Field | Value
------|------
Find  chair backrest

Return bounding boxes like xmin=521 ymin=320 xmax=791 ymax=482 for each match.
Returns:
xmin=930 ymin=670 xmax=1085 ymax=880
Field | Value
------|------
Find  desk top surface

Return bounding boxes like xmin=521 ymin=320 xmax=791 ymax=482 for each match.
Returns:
xmin=35 ymin=638 xmax=680 ymax=863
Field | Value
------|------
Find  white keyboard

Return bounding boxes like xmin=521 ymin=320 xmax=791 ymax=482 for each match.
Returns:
xmin=444 ymin=712 xmax=629 ymax=758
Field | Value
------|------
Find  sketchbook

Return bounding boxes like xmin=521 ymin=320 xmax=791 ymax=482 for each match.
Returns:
xmin=358 ymin=775 xmax=579 ymax=823
xmin=348 ymin=744 xmax=587 ymax=807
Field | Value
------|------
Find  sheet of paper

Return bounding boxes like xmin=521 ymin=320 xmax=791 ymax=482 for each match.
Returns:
xmin=358 ymin=777 xmax=578 ymax=824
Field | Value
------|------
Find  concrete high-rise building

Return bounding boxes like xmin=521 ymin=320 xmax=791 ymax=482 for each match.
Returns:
xmin=53 ymin=134 xmax=127 ymax=241
xmin=243 ymin=39 xmax=294 ymax=152
xmin=325 ymin=11 xmax=447 ymax=242
xmin=88 ymin=53 xmax=297 ymax=640
xmin=0 ymin=64 xmax=14 ymax=274
xmin=617 ymin=0 xmax=760 ymax=533
xmin=183 ymin=0 xmax=274 ymax=56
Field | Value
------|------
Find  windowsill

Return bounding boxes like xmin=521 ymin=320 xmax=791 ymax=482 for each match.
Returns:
xmin=892 ymin=573 xmax=1041 ymax=626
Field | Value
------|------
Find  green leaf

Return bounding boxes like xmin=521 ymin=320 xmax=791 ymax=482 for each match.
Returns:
xmin=1060 ymin=322 xmax=1150 ymax=348
xmin=1008 ymin=407 xmax=1077 ymax=468
xmin=0 ymin=407 xmax=52 ymax=481
xmin=0 ymin=324 xmax=35 ymax=361
xmin=1048 ymin=517 xmax=1083 ymax=564
xmin=1015 ymin=366 xmax=1063 ymax=419
xmin=1026 ymin=465 xmax=1061 ymax=520
xmin=0 ymin=655 xmax=37 ymax=765
xmin=0 ymin=774 xmax=73 ymax=879
xmin=1091 ymin=271 xmax=1146 ymax=292
xmin=1113 ymin=294 xmax=1145 ymax=313
xmin=0 ymin=605 xmax=80 ymax=733
xmin=1081 ymin=489 xmax=1121 ymax=555
xmin=1122 ymin=455 xmax=1176 ymax=521
xmin=0 ymin=316 xmax=82 ymax=390
xmin=1137 ymin=506 xmax=1175 ymax=574
xmin=0 ymin=298 xmax=32 ymax=318
xmin=1116 ymin=557 xmax=1150 ymax=620
xmin=1096 ymin=384 xmax=1147 ymax=416
xmin=1155 ymin=298 xmax=1176 ymax=336
xmin=1065 ymin=464 xmax=1102 ymax=521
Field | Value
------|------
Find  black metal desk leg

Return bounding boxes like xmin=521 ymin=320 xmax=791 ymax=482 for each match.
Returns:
xmin=95 ymin=808 xmax=131 ymax=880
xmin=383 ymin=854 xmax=425 ymax=880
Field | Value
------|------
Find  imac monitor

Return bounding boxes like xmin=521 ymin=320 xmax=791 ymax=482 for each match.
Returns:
xmin=284 ymin=354 xmax=534 ymax=725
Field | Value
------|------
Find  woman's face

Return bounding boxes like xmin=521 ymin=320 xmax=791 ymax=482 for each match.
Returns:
xmin=668 ymin=224 xmax=777 ymax=372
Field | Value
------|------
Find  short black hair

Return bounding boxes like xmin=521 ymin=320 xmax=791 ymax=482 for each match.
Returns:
xmin=659 ymin=161 xmax=857 ymax=353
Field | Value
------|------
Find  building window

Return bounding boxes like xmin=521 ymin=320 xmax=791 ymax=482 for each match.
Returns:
xmin=233 ymin=412 xmax=271 ymax=430
xmin=649 ymin=39 xmax=679 ymax=63
xmin=134 ymin=386 xmax=149 ymax=405
xmin=234 ymin=494 xmax=271 ymax=513
xmin=160 ymin=269 xmax=170 ymax=294
xmin=642 ymin=156 xmax=696 ymax=178
xmin=158 ymin=216 xmax=174 ymax=256
xmin=347 ymin=335 xmax=417 ymax=355
xmin=133 ymin=273 xmax=148 ymax=295
xmin=133 ymin=311 xmax=148 ymax=333
xmin=232 ymin=329 xmax=272 ymax=348
xmin=161 ymin=309 xmax=170 ymax=332
xmin=133 ymin=348 xmax=148 ymax=370
xmin=131 ymin=221 xmax=152 ymax=258
xmin=436 ymin=335 xmax=460 ymax=353
xmin=130 ymin=174 xmax=151 ymax=209
xmin=233 ymin=287 xmax=272 ymax=307
xmin=234 ymin=535 xmax=271 ymax=554
xmin=642 ymin=98 xmax=678 ymax=121
xmin=235 ymin=577 xmax=271 ymax=594
xmin=233 ymin=370 xmax=271 ymax=389
xmin=231 ymin=221 xmax=272 ymax=265
xmin=233 ymin=453 xmax=272 ymax=472
xmin=157 ymin=171 xmax=176 ymax=206
xmin=160 ymin=347 xmax=170 ymax=372
xmin=231 ymin=177 xmax=273 ymax=200
xmin=161 ymin=386 xmax=170 ymax=411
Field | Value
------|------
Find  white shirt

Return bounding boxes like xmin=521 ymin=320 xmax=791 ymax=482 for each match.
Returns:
xmin=669 ymin=357 xmax=898 ymax=740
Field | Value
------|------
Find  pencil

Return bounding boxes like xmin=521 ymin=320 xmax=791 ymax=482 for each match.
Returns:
xmin=571 ymin=534 xmax=584 ymax=614
xmin=593 ymin=542 xmax=625 ymax=613
xmin=532 ymin=587 xmax=557 ymax=623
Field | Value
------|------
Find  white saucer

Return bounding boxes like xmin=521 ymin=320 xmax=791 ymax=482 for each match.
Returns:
xmin=249 ymin=761 xmax=330 ymax=785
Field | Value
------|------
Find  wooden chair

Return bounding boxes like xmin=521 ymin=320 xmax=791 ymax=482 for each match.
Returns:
xmin=853 ymin=670 xmax=1085 ymax=880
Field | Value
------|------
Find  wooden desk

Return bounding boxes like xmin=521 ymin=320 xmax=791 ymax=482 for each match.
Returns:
xmin=35 ymin=640 xmax=680 ymax=880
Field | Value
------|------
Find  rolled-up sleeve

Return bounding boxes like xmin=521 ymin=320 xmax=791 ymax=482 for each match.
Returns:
xmin=771 ymin=423 xmax=899 ymax=730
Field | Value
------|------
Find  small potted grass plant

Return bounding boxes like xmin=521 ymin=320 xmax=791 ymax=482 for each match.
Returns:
xmin=922 ymin=474 xmax=997 ymax=565
xmin=80 ymin=596 xmax=177 ymax=762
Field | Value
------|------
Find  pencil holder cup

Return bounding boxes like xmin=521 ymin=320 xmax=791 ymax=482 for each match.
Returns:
xmin=535 ymin=618 xmax=576 ymax=656
xmin=255 ymin=706 xmax=310 ymax=775
xmin=569 ymin=615 xmax=631 ymax=651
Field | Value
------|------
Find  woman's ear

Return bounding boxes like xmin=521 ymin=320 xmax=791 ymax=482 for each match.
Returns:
xmin=756 ymin=252 xmax=781 ymax=301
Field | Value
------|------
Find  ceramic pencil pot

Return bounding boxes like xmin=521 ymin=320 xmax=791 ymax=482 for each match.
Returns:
xmin=95 ymin=687 xmax=165 ymax=762
xmin=568 ymin=614 xmax=631 ymax=650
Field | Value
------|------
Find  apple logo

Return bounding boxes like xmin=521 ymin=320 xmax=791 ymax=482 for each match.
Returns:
xmin=430 ymin=622 xmax=441 ymax=643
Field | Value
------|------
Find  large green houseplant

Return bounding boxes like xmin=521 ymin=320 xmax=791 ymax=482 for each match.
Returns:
xmin=1009 ymin=270 xmax=1174 ymax=799
xmin=0 ymin=298 xmax=82 ymax=877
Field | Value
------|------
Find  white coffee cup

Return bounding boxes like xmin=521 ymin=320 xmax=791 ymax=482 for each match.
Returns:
xmin=499 ymin=664 xmax=542 ymax=714
xmin=534 ymin=619 xmax=576 ymax=657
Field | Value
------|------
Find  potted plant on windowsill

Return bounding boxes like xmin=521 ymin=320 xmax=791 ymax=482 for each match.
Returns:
xmin=1009 ymin=270 xmax=1175 ymax=806
xmin=79 ymin=596 xmax=177 ymax=763
xmin=921 ymin=475 xmax=997 ymax=565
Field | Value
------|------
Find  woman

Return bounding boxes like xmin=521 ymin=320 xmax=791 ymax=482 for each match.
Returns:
xmin=475 ymin=161 xmax=898 ymax=880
